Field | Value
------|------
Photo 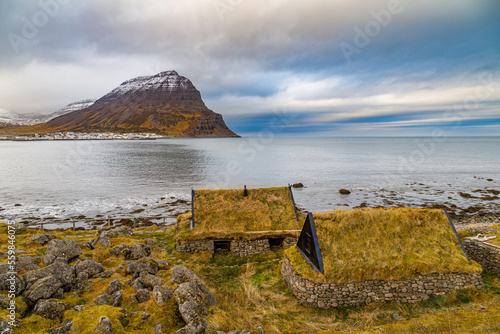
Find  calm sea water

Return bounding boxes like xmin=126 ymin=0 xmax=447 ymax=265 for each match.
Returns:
xmin=1 ymin=137 xmax=499 ymax=223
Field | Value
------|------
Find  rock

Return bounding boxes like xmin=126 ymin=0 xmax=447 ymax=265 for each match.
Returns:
xmin=153 ymin=323 xmax=163 ymax=334
xmin=129 ymin=295 xmax=138 ymax=303
xmin=101 ymin=226 xmax=134 ymax=239
xmin=126 ymin=258 xmax=159 ymax=276
xmin=44 ymin=254 xmax=57 ymax=266
xmin=292 ymin=183 xmax=304 ymax=188
xmin=339 ymin=189 xmax=351 ymax=195
xmin=30 ymin=233 xmax=56 ymax=245
xmin=132 ymin=278 xmax=144 ymax=291
xmin=24 ymin=261 xmax=75 ymax=287
xmin=94 ymin=270 xmax=114 ymax=278
xmin=76 ymin=272 xmax=89 ymax=284
xmin=174 ymin=317 xmax=208 ymax=334
xmin=174 ymin=282 xmax=207 ymax=324
xmin=94 ymin=294 xmax=111 ymax=306
xmin=157 ymin=260 xmax=169 ymax=270
xmin=135 ymin=288 xmax=151 ymax=303
xmin=15 ymin=256 xmax=42 ymax=271
xmin=0 ymin=274 xmax=25 ymax=295
xmin=99 ymin=237 xmax=112 ymax=248
xmin=24 ymin=276 xmax=63 ymax=302
xmin=144 ymin=238 xmax=156 ymax=246
xmin=34 ymin=299 xmax=67 ymax=319
xmin=107 ymin=279 xmax=121 ymax=295
xmin=142 ymin=312 xmax=151 ymax=321
xmin=13 ymin=222 xmax=26 ymax=231
xmin=95 ymin=316 xmax=114 ymax=334
xmin=153 ymin=286 xmax=174 ymax=306
xmin=170 ymin=265 xmax=216 ymax=306
xmin=44 ymin=239 xmax=82 ymax=264
xmin=52 ymin=288 xmax=64 ymax=299
xmin=111 ymin=291 xmax=123 ymax=307
xmin=109 ymin=243 xmax=152 ymax=260
xmin=141 ymin=274 xmax=165 ymax=290
xmin=74 ymin=259 xmax=104 ymax=278
xmin=256 ymin=326 xmax=265 ymax=334
xmin=46 ymin=319 xmax=73 ymax=334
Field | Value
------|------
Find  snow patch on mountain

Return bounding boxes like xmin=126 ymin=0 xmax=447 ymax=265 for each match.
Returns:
xmin=107 ymin=70 xmax=190 ymax=97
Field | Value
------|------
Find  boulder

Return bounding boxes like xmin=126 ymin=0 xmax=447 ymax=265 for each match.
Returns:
xmin=34 ymin=299 xmax=67 ymax=319
xmin=74 ymin=259 xmax=104 ymax=278
xmin=153 ymin=286 xmax=174 ymax=306
xmin=46 ymin=319 xmax=73 ymax=334
xmin=135 ymin=288 xmax=151 ymax=303
xmin=292 ymin=183 xmax=304 ymax=188
xmin=157 ymin=260 xmax=169 ymax=270
xmin=94 ymin=294 xmax=111 ymax=306
xmin=141 ymin=273 xmax=165 ymax=290
xmin=44 ymin=239 xmax=82 ymax=264
xmin=24 ymin=276 xmax=63 ymax=303
xmin=107 ymin=279 xmax=121 ymax=295
xmin=174 ymin=317 xmax=208 ymax=334
xmin=94 ymin=270 xmax=114 ymax=278
xmin=174 ymin=282 xmax=207 ymax=324
xmin=95 ymin=316 xmax=114 ymax=334
xmin=170 ymin=265 xmax=216 ymax=306
xmin=99 ymin=237 xmax=112 ymax=248
xmin=101 ymin=226 xmax=134 ymax=239
xmin=0 ymin=274 xmax=25 ymax=295
xmin=153 ymin=323 xmax=162 ymax=334
xmin=111 ymin=291 xmax=123 ymax=307
xmin=24 ymin=260 xmax=75 ymax=287
xmin=132 ymin=278 xmax=144 ymax=291
xmin=109 ymin=243 xmax=151 ymax=260
xmin=126 ymin=258 xmax=159 ymax=276
xmin=144 ymin=238 xmax=156 ymax=246
xmin=16 ymin=256 xmax=42 ymax=271
xmin=339 ymin=188 xmax=351 ymax=195
xmin=30 ymin=233 xmax=56 ymax=245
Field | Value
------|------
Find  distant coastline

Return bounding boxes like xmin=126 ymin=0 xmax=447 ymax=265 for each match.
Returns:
xmin=0 ymin=132 xmax=164 ymax=141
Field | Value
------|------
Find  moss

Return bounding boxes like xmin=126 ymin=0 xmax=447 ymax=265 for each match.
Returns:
xmin=285 ymin=208 xmax=482 ymax=283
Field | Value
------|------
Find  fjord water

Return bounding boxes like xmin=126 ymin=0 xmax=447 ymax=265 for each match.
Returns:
xmin=0 ymin=137 xmax=499 ymax=221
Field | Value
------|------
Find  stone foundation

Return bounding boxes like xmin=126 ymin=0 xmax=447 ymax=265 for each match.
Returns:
xmin=281 ymin=255 xmax=484 ymax=308
xmin=176 ymin=237 xmax=298 ymax=257
xmin=464 ymin=238 xmax=500 ymax=275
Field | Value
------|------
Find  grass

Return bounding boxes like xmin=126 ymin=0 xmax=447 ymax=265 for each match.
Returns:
xmin=0 ymin=222 xmax=499 ymax=333
xmin=176 ymin=187 xmax=305 ymax=240
xmin=285 ymin=208 xmax=482 ymax=283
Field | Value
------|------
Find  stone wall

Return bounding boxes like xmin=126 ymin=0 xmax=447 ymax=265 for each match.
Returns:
xmin=231 ymin=239 xmax=270 ymax=257
xmin=176 ymin=236 xmax=298 ymax=257
xmin=464 ymin=238 xmax=500 ymax=275
xmin=281 ymin=255 xmax=484 ymax=308
xmin=176 ymin=239 xmax=214 ymax=253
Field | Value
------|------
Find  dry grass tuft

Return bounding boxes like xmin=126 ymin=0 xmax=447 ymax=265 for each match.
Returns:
xmin=286 ymin=208 xmax=482 ymax=283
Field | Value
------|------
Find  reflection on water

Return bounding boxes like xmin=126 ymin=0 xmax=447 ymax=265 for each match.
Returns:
xmin=0 ymin=137 xmax=499 ymax=220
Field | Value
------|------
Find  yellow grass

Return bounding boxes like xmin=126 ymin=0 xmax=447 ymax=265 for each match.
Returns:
xmin=176 ymin=187 xmax=304 ymax=240
xmin=285 ymin=208 xmax=482 ymax=283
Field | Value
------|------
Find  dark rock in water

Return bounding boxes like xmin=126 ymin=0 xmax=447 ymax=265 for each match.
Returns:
xmin=30 ymin=233 xmax=56 ymax=245
xmin=292 ymin=183 xmax=304 ymax=188
xmin=339 ymin=189 xmax=351 ymax=195
xmin=34 ymin=299 xmax=67 ymax=319
xmin=459 ymin=192 xmax=474 ymax=198
xmin=135 ymin=288 xmax=151 ymax=303
xmin=95 ymin=316 xmax=114 ymax=334
xmin=14 ymin=203 xmax=22 ymax=207
xmin=487 ymin=178 xmax=494 ymax=182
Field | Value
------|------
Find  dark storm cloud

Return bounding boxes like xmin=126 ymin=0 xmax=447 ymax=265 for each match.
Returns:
xmin=0 ymin=0 xmax=498 ymax=135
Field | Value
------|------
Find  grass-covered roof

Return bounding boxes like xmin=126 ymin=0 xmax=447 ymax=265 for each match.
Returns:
xmin=176 ymin=186 xmax=305 ymax=240
xmin=285 ymin=208 xmax=482 ymax=284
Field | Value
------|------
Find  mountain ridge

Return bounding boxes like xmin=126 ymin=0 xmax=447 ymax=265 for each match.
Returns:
xmin=1 ymin=71 xmax=238 ymax=138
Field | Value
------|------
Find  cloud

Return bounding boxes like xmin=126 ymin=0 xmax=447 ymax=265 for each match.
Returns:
xmin=0 ymin=0 xmax=498 ymax=135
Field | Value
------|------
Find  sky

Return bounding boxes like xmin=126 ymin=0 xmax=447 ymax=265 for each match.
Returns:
xmin=0 ymin=0 xmax=499 ymax=136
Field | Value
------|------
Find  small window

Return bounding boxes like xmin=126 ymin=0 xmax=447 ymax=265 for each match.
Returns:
xmin=214 ymin=240 xmax=231 ymax=253
xmin=269 ymin=238 xmax=284 ymax=249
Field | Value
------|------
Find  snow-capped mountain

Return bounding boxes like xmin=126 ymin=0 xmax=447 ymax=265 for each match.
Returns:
xmin=39 ymin=99 xmax=96 ymax=122
xmin=0 ymin=109 xmax=36 ymax=126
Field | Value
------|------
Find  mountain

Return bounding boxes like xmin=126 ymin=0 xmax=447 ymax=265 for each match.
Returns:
xmin=0 ymin=109 xmax=38 ymax=126
xmin=39 ymin=99 xmax=96 ymax=123
xmin=4 ymin=71 xmax=238 ymax=137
